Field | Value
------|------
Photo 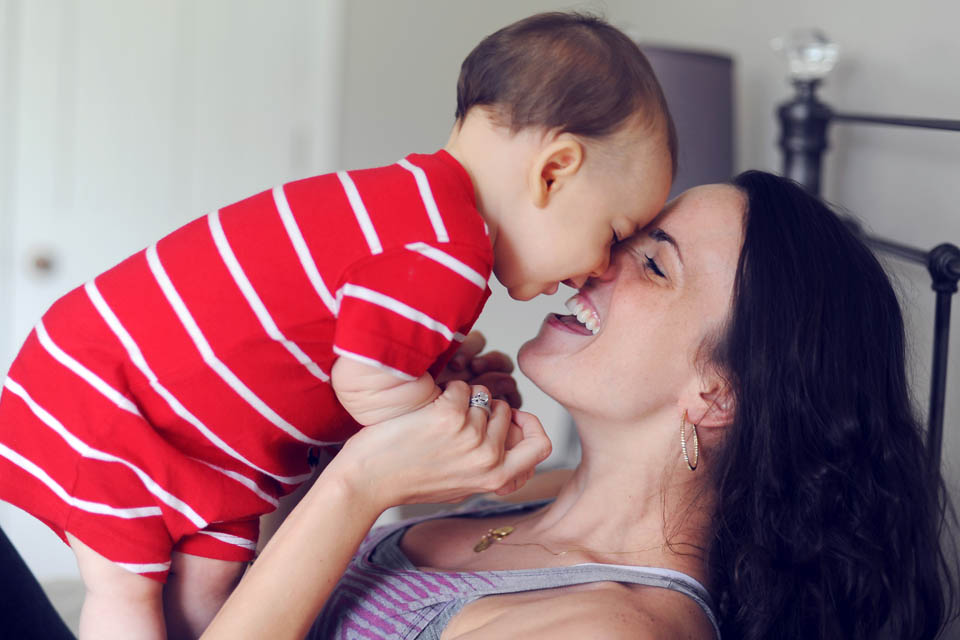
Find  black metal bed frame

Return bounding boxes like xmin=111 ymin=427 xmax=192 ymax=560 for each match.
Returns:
xmin=777 ymin=80 xmax=960 ymax=471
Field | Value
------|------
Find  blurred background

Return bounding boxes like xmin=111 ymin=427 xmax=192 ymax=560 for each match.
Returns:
xmin=1 ymin=0 xmax=958 ymax=632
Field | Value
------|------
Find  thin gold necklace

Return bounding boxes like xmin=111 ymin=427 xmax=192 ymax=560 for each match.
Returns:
xmin=473 ymin=522 xmax=664 ymax=557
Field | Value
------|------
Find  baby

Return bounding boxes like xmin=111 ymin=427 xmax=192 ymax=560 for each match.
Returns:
xmin=0 ymin=11 xmax=676 ymax=640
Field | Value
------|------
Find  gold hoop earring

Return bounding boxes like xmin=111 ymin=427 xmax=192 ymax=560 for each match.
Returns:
xmin=680 ymin=410 xmax=699 ymax=471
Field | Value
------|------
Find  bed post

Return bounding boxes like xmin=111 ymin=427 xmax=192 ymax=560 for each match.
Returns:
xmin=772 ymin=30 xmax=960 ymax=470
xmin=777 ymin=79 xmax=830 ymax=196
xmin=928 ymin=245 xmax=960 ymax=470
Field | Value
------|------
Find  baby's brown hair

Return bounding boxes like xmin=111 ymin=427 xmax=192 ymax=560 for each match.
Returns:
xmin=456 ymin=12 xmax=678 ymax=176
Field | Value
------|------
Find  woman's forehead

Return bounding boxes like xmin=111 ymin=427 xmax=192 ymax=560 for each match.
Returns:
xmin=655 ymin=183 xmax=744 ymax=229
xmin=642 ymin=184 xmax=745 ymax=270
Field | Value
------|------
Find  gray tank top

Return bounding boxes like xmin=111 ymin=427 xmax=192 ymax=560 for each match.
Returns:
xmin=311 ymin=500 xmax=721 ymax=639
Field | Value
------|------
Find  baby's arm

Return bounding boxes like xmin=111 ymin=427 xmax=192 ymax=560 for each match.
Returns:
xmin=332 ymin=244 xmax=494 ymax=426
xmin=331 ymin=356 xmax=441 ymax=426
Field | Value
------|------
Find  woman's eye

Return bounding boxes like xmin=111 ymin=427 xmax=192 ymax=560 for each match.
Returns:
xmin=644 ymin=254 xmax=665 ymax=277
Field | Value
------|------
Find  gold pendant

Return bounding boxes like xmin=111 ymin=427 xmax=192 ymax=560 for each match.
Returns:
xmin=473 ymin=525 xmax=515 ymax=553
xmin=473 ymin=537 xmax=494 ymax=552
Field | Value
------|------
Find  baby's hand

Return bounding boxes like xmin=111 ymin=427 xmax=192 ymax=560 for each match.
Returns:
xmin=327 ymin=381 xmax=551 ymax=510
xmin=436 ymin=331 xmax=522 ymax=408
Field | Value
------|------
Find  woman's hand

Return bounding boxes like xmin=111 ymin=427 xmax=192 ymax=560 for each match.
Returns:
xmin=327 ymin=380 xmax=551 ymax=511
xmin=436 ymin=331 xmax=523 ymax=409
xmin=203 ymin=382 xmax=551 ymax=640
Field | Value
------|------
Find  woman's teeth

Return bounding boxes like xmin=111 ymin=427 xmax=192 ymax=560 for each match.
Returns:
xmin=564 ymin=296 xmax=600 ymax=335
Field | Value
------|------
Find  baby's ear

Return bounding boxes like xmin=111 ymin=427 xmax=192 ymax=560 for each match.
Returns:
xmin=529 ymin=134 xmax=584 ymax=207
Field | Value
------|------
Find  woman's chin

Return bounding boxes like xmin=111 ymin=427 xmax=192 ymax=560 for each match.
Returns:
xmin=519 ymin=315 xmax=591 ymax=396
xmin=518 ymin=317 xmax=563 ymax=365
xmin=517 ymin=344 xmax=563 ymax=406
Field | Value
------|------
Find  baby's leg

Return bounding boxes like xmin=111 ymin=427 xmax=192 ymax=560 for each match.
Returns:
xmin=67 ymin=532 xmax=165 ymax=640
xmin=163 ymin=551 xmax=247 ymax=639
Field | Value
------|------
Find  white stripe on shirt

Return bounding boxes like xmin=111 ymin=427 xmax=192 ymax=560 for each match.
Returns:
xmin=397 ymin=159 xmax=450 ymax=243
xmin=331 ymin=346 xmax=416 ymax=381
xmin=0 ymin=441 xmax=161 ymax=520
xmin=192 ymin=459 xmax=280 ymax=508
xmin=35 ymin=320 xmax=142 ymax=416
xmin=145 ymin=244 xmax=338 ymax=448
xmin=197 ymin=530 xmax=258 ymax=550
xmin=116 ymin=561 xmax=172 ymax=574
xmin=84 ymin=281 xmax=312 ymax=487
xmin=337 ymin=284 xmax=465 ymax=342
xmin=337 ymin=171 xmax=383 ymax=255
xmin=272 ymin=185 xmax=340 ymax=316
xmin=3 ymin=377 xmax=207 ymax=527
xmin=404 ymin=242 xmax=487 ymax=289
xmin=208 ymin=211 xmax=330 ymax=382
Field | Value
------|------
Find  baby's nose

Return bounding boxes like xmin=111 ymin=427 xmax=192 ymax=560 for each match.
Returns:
xmin=565 ymin=255 xmax=614 ymax=289
xmin=594 ymin=259 xmax=617 ymax=281
xmin=583 ymin=253 xmax=611 ymax=282
xmin=594 ymin=253 xmax=611 ymax=275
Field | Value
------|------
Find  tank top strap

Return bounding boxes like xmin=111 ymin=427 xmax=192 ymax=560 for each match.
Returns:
xmin=459 ymin=562 xmax=720 ymax=638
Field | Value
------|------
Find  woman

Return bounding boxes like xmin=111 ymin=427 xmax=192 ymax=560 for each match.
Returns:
xmin=206 ymin=171 xmax=957 ymax=640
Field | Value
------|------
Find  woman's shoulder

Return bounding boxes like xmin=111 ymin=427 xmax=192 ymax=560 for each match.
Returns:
xmin=444 ymin=580 xmax=715 ymax=639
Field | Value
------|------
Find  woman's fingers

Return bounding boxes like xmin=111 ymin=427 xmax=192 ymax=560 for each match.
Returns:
xmin=503 ymin=421 xmax=523 ymax=450
xmin=483 ymin=398 xmax=512 ymax=451
xmin=435 ymin=379 xmax=470 ymax=409
xmin=334 ymin=379 xmax=548 ymax=507
xmin=469 ymin=372 xmax=522 ymax=409
xmin=444 ymin=385 xmax=541 ymax=496
xmin=493 ymin=411 xmax=552 ymax=495
xmin=466 ymin=384 xmax=493 ymax=416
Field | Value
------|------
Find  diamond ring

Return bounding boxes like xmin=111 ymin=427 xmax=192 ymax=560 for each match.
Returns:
xmin=469 ymin=390 xmax=492 ymax=414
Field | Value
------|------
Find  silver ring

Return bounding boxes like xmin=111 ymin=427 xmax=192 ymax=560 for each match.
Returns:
xmin=469 ymin=390 xmax=491 ymax=414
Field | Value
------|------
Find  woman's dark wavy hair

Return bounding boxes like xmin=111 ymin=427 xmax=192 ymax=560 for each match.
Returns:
xmin=707 ymin=170 xmax=958 ymax=639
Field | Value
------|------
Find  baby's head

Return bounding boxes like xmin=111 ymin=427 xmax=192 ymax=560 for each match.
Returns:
xmin=448 ymin=12 xmax=677 ymax=300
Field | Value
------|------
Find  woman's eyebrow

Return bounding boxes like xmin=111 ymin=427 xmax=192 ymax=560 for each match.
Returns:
xmin=650 ymin=228 xmax=683 ymax=264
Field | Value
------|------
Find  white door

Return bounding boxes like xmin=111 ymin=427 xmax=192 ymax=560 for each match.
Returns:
xmin=0 ymin=0 xmax=345 ymax=582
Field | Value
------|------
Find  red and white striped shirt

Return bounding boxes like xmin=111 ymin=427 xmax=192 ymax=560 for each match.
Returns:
xmin=1 ymin=150 xmax=492 ymax=519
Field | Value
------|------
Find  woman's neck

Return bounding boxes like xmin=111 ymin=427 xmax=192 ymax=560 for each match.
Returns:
xmin=519 ymin=416 xmax=715 ymax=574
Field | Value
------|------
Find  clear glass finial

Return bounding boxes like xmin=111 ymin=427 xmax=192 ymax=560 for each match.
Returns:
xmin=771 ymin=29 xmax=839 ymax=81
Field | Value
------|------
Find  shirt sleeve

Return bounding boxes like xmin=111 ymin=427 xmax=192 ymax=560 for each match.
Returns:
xmin=333 ymin=243 xmax=491 ymax=380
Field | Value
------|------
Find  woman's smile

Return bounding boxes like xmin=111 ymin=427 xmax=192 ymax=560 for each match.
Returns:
xmin=563 ymin=294 xmax=601 ymax=334
xmin=544 ymin=292 xmax=603 ymax=337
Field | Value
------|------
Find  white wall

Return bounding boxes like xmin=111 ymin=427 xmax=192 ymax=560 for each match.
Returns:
xmin=1 ymin=0 xmax=346 ymax=583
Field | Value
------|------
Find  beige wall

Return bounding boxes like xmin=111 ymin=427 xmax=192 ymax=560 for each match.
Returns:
xmin=1 ymin=0 xmax=348 ymax=584
xmin=341 ymin=1 xmax=960 ymax=494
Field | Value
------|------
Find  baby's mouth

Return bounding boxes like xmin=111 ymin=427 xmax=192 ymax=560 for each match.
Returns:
xmin=562 ymin=295 xmax=601 ymax=335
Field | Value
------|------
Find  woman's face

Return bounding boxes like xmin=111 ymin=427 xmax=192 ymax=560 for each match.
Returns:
xmin=518 ymin=184 xmax=745 ymax=424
